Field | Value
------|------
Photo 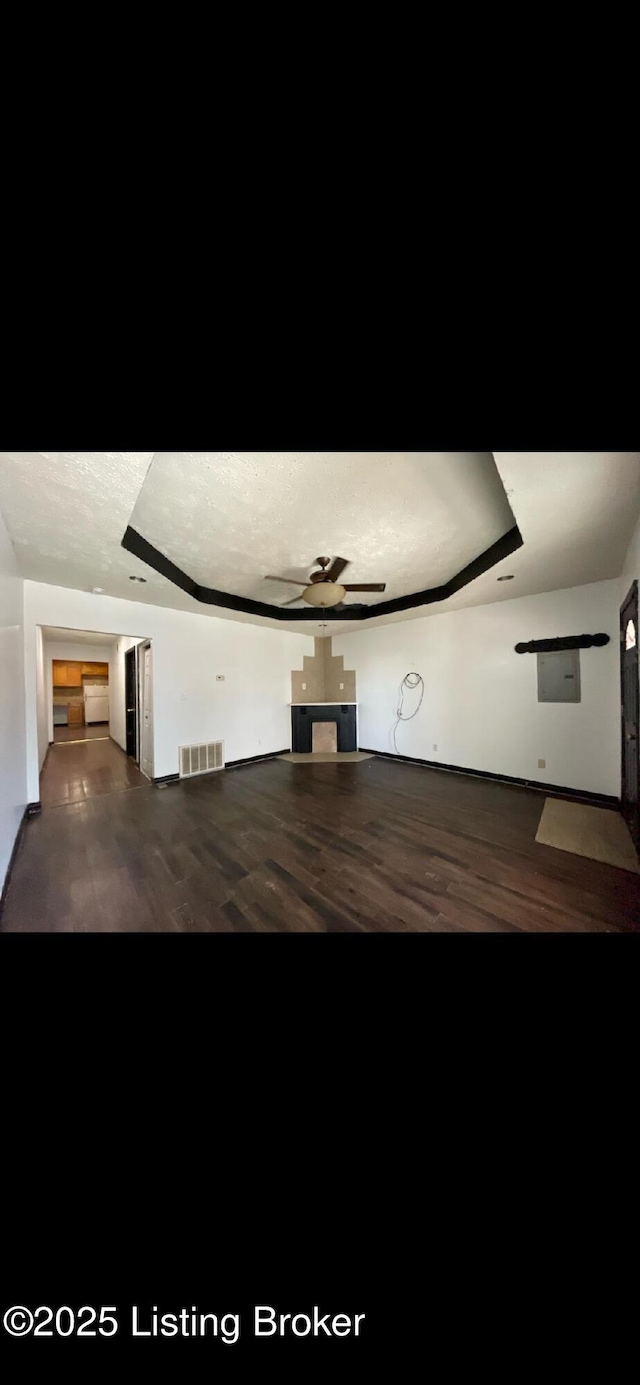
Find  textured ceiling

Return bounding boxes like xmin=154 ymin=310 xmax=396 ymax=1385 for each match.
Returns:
xmin=346 ymin=451 xmax=640 ymax=634
xmin=129 ymin=451 xmax=515 ymax=605
xmin=0 ymin=449 xmax=155 ymax=585
xmin=1 ymin=450 xmax=639 ymax=637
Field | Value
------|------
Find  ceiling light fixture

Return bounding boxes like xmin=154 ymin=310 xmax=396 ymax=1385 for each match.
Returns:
xmin=129 ymin=575 xmax=147 ymax=583
xmin=497 ymin=575 xmax=515 ymax=582
xmin=302 ymin=582 xmax=346 ymax=608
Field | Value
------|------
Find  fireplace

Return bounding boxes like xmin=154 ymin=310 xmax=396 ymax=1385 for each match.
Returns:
xmin=291 ymin=704 xmax=358 ymax=754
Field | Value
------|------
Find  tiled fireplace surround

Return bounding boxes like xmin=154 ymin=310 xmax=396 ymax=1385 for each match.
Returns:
xmin=290 ymin=638 xmax=357 ymax=753
xmin=291 ymin=637 xmax=356 ymax=705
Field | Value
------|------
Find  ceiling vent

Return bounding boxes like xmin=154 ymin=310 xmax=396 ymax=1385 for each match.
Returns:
xmin=179 ymin=741 xmax=225 ymax=779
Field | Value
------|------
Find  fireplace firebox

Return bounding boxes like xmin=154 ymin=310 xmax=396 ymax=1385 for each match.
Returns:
xmin=291 ymin=704 xmax=357 ymax=754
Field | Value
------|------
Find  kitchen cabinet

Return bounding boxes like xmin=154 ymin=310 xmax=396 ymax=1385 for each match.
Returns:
xmin=52 ymin=660 xmax=97 ymax=686
xmin=53 ymin=659 xmax=108 ymax=688
xmin=68 ymin=705 xmax=84 ymax=726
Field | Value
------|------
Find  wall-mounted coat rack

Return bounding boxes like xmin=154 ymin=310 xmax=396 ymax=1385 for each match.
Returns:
xmin=515 ymin=634 xmax=610 ymax=654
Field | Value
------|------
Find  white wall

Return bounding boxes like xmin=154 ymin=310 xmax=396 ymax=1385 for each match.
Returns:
xmin=333 ymin=580 xmax=621 ymax=798
xmin=23 ymin=583 xmax=312 ymax=801
xmin=35 ymin=625 xmax=48 ymax=772
xmin=0 ymin=510 xmax=27 ymax=890
xmin=43 ymin=640 xmax=113 ymax=743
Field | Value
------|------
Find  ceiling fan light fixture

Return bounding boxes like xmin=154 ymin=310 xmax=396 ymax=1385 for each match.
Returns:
xmin=302 ymin=582 xmax=346 ymax=608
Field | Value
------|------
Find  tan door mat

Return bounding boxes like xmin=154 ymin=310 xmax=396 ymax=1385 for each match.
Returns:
xmin=278 ymin=752 xmax=374 ymax=763
xmin=535 ymin=798 xmax=639 ymax=873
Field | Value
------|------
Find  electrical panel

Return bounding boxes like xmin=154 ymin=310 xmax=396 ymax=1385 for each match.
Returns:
xmin=537 ymin=650 xmax=581 ymax=703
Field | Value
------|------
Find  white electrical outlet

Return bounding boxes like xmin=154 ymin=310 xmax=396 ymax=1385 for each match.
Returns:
xmin=340 ymin=682 xmax=344 ymax=690
xmin=538 ymin=758 xmax=546 ymax=769
xmin=302 ymin=682 xmax=307 ymax=691
xmin=433 ymin=744 xmax=438 ymax=752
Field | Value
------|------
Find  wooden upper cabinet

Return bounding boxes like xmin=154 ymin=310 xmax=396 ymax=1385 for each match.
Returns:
xmin=53 ymin=659 xmax=107 ymax=685
xmin=52 ymin=660 xmax=84 ymax=685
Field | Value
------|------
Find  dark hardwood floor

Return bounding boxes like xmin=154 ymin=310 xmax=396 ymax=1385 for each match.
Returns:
xmin=53 ymin=723 xmax=110 ymax=743
xmin=3 ymin=758 xmax=639 ymax=932
xmin=40 ymin=736 xmax=147 ymax=808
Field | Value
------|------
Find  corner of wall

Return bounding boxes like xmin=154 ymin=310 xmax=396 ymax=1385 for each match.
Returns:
xmin=0 ymin=510 xmax=27 ymax=891
xmin=621 ymin=508 xmax=640 ymax=599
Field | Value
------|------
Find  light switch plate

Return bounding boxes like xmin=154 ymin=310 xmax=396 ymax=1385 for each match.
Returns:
xmin=302 ymin=683 xmax=307 ymax=691
xmin=538 ymin=758 xmax=546 ymax=769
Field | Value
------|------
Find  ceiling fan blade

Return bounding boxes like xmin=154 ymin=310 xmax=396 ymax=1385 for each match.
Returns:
xmin=342 ymin=583 xmax=387 ymax=592
xmin=264 ymin=576 xmax=306 ymax=586
xmin=326 ymin=557 xmax=349 ymax=583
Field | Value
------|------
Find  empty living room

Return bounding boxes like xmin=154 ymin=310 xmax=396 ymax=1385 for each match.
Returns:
xmin=0 ymin=450 xmax=639 ymax=934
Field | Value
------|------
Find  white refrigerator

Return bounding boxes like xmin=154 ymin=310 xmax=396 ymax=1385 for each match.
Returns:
xmin=84 ymin=684 xmax=109 ymax=725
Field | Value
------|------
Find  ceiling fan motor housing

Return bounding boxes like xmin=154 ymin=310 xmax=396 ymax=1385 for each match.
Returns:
xmin=310 ymin=559 xmax=332 ymax=583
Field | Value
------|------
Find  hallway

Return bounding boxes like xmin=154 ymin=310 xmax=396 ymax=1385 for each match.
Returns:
xmin=40 ymin=736 xmax=147 ymax=808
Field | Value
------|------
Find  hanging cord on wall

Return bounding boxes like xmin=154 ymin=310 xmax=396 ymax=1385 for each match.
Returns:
xmin=392 ymin=672 xmax=425 ymax=753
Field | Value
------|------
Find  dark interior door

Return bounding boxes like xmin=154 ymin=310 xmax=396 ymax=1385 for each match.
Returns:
xmin=621 ymin=580 xmax=639 ymax=850
xmin=125 ymin=647 xmax=138 ymax=761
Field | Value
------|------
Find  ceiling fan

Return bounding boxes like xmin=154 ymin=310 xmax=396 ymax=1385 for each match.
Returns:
xmin=264 ymin=557 xmax=386 ymax=609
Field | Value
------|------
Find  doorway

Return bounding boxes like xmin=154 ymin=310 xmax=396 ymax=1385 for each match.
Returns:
xmin=36 ymin=626 xmax=151 ymax=808
xmin=125 ymin=646 xmax=138 ymax=761
xmin=49 ymin=644 xmax=111 ymax=745
xmin=139 ymin=641 xmax=154 ymax=780
xmin=621 ymin=580 xmax=639 ymax=851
